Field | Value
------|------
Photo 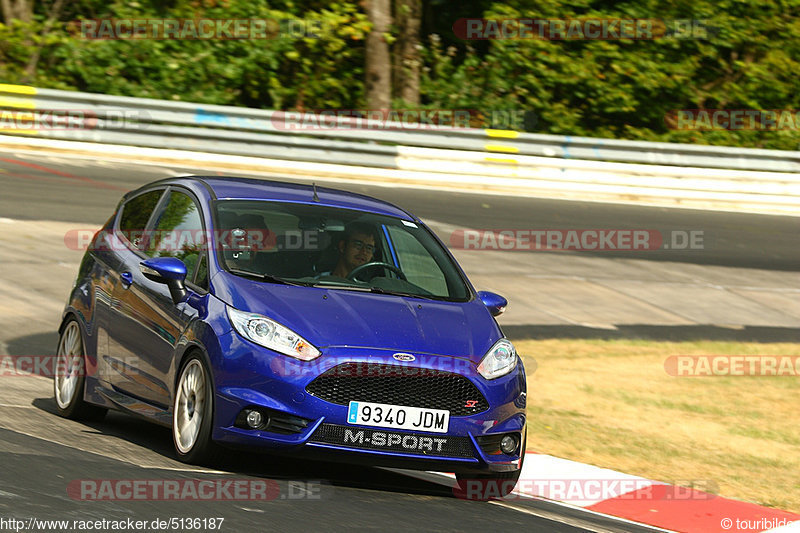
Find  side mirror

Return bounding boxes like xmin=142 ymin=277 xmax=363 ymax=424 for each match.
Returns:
xmin=477 ymin=291 xmax=507 ymax=317
xmin=140 ymin=257 xmax=188 ymax=304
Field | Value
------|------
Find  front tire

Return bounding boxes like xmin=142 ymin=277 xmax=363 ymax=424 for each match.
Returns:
xmin=173 ymin=354 xmax=218 ymax=464
xmin=54 ymin=320 xmax=107 ymax=421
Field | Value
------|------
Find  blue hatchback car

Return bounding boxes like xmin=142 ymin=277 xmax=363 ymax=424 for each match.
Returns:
xmin=55 ymin=177 xmax=526 ymax=496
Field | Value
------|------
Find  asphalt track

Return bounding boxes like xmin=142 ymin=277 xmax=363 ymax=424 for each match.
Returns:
xmin=0 ymin=149 xmax=797 ymax=532
xmin=0 ymin=150 xmax=797 ymax=271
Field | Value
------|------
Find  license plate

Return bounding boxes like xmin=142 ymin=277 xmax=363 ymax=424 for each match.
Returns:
xmin=347 ymin=401 xmax=449 ymax=433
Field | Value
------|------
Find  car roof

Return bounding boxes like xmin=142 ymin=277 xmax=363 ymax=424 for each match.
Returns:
xmin=133 ymin=176 xmax=416 ymax=220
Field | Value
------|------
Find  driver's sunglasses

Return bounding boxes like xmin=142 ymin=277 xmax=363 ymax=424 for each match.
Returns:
xmin=350 ymin=239 xmax=375 ymax=254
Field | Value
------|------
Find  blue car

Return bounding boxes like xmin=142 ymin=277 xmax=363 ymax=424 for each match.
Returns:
xmin=54 ymin=176 xmax=526 ymax=496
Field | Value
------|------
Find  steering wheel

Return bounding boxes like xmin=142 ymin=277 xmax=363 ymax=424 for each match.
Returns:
xmin=347 ymin=262 xmax=407 ymax=282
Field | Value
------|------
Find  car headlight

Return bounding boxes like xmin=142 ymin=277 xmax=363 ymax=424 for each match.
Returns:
xmin=227 ymin=307 xmax=320 ymax=361
xmin=477 ymin=338 xmax=518 ymax=379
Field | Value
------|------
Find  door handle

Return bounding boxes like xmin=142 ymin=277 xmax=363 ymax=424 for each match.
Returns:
xmin=120 ymin=272 xmax=133 ymax=289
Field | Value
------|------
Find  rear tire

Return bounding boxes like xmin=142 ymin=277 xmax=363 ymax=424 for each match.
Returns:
xmin=53 ymin=320 xmax=107 ymax=421
xmin=172 ymin=354 xmax=219 ymax=464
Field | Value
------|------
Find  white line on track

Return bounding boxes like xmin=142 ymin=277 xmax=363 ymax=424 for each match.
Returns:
xmin=383 ymin=468 xmax=669 ymax=533
xmin=403 ymin=468 xmax=672 ymax=533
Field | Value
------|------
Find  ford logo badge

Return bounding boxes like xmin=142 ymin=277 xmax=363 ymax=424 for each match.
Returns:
xmin=392 ymin=353 xmax=415 ymax=362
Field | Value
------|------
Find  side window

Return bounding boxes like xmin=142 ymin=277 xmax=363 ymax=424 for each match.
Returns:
xmin=386 ymin=226 xmax=448 ymax=295
xmin=118 ymin=189 xmax=163 ymax=250
xmin=146 ymin=191 xmax=205 ymax=283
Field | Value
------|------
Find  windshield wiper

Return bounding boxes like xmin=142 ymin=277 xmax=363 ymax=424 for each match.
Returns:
xmin=364 ymin=286 xmax=439 ymax=300
xmin=312 ymin=282 xmax=372 ymax=291
xmin=228 ymin=269 xmax=305 ymax=286
xmin=312 ymin=281 xmax=439 ymax=300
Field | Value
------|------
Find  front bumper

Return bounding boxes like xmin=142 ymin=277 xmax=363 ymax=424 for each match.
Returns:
xmin=210 ymin=332 xmax=527 ymax=475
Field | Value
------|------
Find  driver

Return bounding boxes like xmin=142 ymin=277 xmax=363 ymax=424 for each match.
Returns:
xmin=330 ymin=222 xmax=378 ymax=278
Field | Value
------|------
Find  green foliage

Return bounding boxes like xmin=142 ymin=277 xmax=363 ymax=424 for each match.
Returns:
xmin=2 ymin=0 xmax=369 ymax=108
xmin=1 ymin=0 xmax=799 ymax=148
xmin=419 ymin=0 xmax=800 ymax=149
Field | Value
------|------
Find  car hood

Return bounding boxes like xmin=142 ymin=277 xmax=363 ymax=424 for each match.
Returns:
xmin=212 ymin=272 xmax=502 ymax=363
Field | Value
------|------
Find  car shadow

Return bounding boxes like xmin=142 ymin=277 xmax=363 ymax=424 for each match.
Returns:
xmin=30 ymin=395 xmax=454 ymax=499
xmin=5 ymin=331 xmax=59 ymax=356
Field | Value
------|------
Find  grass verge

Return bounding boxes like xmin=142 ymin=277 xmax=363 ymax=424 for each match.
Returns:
xmin=513 ymin=338 xmax=800 ymax=512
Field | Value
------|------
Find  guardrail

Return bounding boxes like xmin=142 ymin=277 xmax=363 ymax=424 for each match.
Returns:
xmin=1 ymin=84 xmax=798 ymax=215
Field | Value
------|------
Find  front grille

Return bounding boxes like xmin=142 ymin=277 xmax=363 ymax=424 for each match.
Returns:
xmin=310 ymin=423 xmax=474 ymax=458
xmin=305 ymin=362 xmax=489 ymax=416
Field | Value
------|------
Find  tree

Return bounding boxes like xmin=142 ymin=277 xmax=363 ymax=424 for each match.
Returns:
xmin=0 ymin=0 xmax=32 ymax=23
xmin=393 ymin=0 xmax=421 ymax=105
xmin=21 ymin=0 xmax=66 ymax=82
xmin=364 ymin=0 xmax=391 ymax=109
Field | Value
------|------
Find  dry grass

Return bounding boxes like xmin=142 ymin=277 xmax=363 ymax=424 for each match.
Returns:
xmin=513 ymin=338 xmax=800 ymax=512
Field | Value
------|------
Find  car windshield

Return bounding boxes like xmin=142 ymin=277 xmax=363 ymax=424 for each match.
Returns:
xmin=214 ymin=200 xmax=470 ymax=301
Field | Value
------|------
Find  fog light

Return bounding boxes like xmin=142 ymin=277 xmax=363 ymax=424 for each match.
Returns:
xmin=500 ymin=434 xmax=518 ymax=455
xmin=245 ymin=410 xmax=263 ymax=429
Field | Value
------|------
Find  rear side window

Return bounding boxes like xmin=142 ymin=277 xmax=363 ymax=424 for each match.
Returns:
xmin=146 ymin=191 xmax=205 ymax=282
xmin=118 ymin=189 xmax=164 ymax=250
